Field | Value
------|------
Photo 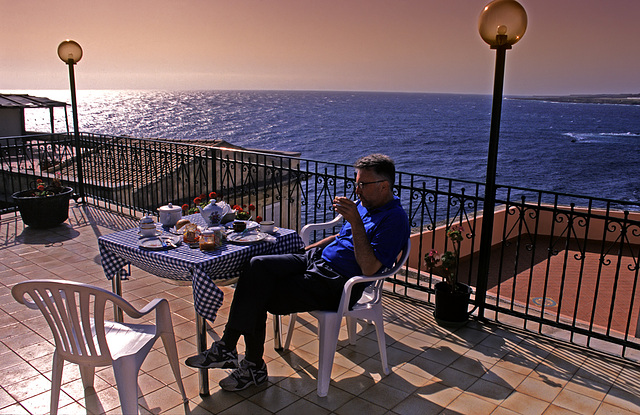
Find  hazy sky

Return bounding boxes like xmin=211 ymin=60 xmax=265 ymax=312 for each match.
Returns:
xmin=2 ymin=0 xmax=639 ymax=95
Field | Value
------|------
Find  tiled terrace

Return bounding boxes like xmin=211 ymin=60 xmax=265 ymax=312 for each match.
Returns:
xmin=1 ymin=202 xmax=639 ymax=415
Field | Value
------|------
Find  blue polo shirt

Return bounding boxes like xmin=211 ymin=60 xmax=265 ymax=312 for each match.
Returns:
xmin=321 ymin=196 xmax=410 ymax=278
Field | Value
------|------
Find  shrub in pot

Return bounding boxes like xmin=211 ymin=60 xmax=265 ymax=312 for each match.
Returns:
xmin=425 ymin=226 xmax=473 ymax=327
xmin=12 ymin=178 xmax=73 ymax=229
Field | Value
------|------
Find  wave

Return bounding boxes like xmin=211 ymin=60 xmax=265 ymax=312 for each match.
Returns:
xmin=563 ymin=132 xmax=640 ymax=143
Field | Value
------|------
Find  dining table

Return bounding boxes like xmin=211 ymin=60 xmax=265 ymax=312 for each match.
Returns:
xmin=98 ymin=213 xmax=305 ymax=396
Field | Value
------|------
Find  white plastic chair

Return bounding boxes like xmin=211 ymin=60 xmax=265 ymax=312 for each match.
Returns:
xmin=11 ymin=279 xmax=188 ymax=415
xmin=282 ymin=216 xmax=411 ymax=397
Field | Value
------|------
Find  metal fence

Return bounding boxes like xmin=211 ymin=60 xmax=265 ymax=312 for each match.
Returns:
xmin=2 ymin=132 xmax=640 ymax=360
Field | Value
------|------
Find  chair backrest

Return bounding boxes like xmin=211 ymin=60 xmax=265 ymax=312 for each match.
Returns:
xmin=11 ymin=279 xmax=138 ymax=366
xmin=299 ymin=215 xmax=410 ymax=314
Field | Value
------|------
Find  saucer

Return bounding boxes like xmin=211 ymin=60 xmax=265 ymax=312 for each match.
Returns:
xmin=138 ymin=229 xmax=162 ymax=237
xmin=138 ymin=235 xmax=182 ymax=250
xmin=227 ymin=231 xmax=268 ymax=244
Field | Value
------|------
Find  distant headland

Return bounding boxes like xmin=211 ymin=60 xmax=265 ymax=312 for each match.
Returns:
xmin=512 ymin=93 xmax=640 ymax=106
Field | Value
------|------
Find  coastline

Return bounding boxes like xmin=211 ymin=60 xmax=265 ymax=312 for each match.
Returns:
xmin=513 ymin=93 xmax=640 ymax=106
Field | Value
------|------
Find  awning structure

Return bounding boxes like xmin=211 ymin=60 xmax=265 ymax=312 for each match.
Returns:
xmin=0 ymin=93 xmax=69 ymax=136
xmin=0 ymin=94 xmax=68 ymax=109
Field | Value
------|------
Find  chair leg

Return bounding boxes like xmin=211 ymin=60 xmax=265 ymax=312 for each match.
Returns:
xmin=283 ymin=313 xmax=298 ymax=350
xmin=316 ymin=313 xmax=341 ymax=397
xmin=50 ymin=351 xmax=64 ymax=415
xmin=112 ymin=357 xmax=142 ymax=415
xmin=273 ymin=314 xmax=283 ymax=350
xmin=346 ymin=316 xmax=357 ymax=345
xmin=371 ymin=311 xmax=390 ymax=375
xmin=79 ymin=365 xmax=95 ymax=389
xmin=160 ymin=332 xmax=188 ymax=405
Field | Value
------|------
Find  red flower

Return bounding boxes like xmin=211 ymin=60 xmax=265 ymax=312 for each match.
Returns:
xmin=255 ymin=216 xmax=263 ymax=223
xmin=37 ymin=185 xmax=45 ymax=191
xmin=181 ymin=204 xmax=189 ymax=212
xmin=209 ymin=191 xmax=217 ymax=199
xmin=194 ymin=197 xmax=202 ymax=205
xmin=36 ymin=179 xmax=43 ymax=184
xmin=248 ymin=204 xmax=256 ymax=211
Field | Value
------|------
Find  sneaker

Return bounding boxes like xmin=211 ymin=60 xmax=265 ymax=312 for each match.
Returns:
xmin=219 ymin=359 xmax=268 ymax=391
xmin=184 ymin=341 xmax=239 ymax=369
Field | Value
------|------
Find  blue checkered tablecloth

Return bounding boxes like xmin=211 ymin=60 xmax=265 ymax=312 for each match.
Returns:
xmin=98 ymin=214 xmax=304 ymax=322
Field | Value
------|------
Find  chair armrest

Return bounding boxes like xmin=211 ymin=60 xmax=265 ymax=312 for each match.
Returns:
xmin=336 ymin=239 xmax=411 ymax=315
xmin=111 ymin=296 xmax=169 ymax=321
xmin=137 ymin=298 xmax=167 ymax=316
xmin=300 ymin=215 xmax=343 ymax=245
xmin=336 ymin=272 xmax=389 ymax=315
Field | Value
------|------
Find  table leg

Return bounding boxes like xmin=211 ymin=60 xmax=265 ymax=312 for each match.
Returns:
xmin=111 ymin=271 xmax=124 ymax=322
xmin=273 ymin=314 xmax=283 ymax=351
xmin=196 ymin=313 xmax=210 ymax=397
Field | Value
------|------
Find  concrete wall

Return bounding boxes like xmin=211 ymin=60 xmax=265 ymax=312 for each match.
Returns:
xmin=0 ymin=109 xmax=23 ymax=138
xmin=407 ymin=204 xmax=640 ymax=270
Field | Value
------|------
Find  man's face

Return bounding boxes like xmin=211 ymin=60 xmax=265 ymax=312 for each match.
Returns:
xmin=355 ymin=168 xmax=388 ymax=209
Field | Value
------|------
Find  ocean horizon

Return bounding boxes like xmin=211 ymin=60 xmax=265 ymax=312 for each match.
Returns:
xmin=14 ymin=89 xmax=640 ymax=209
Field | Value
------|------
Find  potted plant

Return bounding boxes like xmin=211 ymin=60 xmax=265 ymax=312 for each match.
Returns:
xmin=12 ymin=178 xmax=74 ymax=229
xmin=232 ymin=203 xmax=259 ymax=222
xmin=425 ymin=226 xmax=473 ymax=327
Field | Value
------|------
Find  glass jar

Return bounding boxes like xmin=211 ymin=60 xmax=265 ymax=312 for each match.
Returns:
xmin=183 ymin=223 xmax=200 ymax=244
xmin=200 ymin=227 xmax=223 ymax=251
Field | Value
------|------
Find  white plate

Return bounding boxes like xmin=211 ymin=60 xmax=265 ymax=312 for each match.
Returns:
xmin=227 ymin=231 xmax=268 ymax=244
xmin=139 ymin=235 xmax=182 ymax=250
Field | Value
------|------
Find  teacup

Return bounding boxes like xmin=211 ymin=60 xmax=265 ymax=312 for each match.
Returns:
xmin=260 ymin=221 xmax=275 ymax=233
xmin=139 ymin=223 xmax=157 ymax=237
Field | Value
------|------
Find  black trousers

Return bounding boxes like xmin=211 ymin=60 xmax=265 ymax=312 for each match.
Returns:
xmin=223 ymin=247 xmax=351 ymax=361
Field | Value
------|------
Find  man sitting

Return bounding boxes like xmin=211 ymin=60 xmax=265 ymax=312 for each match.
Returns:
xmin=185 ymin=153 xmax=410 ymax=391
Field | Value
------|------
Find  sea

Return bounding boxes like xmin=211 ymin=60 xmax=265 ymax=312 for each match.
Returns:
xmin=18 ymin=90 xmax=640 ymax=209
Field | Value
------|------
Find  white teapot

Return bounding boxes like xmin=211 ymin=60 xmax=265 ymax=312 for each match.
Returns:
xmin=158 ymin=203 xmax=182 ymax=228
xmin=197 ymin=200 xmax=235 ymax=227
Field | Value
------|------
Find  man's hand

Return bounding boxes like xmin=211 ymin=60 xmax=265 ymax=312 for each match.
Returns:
xmin=333 ymin=197 xmax=360 ymax=225
xmin=332 ymin=197 xmax=382 ymax=275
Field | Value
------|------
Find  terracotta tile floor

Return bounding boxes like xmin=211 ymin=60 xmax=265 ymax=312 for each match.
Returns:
xmin=1 ymin=202 xmax=640 ymax=414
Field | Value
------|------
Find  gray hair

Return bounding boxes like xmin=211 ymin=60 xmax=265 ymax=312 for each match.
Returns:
xmin=354 ymin=154 xmax=396 ymax=185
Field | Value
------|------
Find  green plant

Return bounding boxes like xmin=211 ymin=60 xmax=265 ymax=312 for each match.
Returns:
xmin=23 ymin=177 xmax=65 ymax=197
xmin=425 ymin=226 xmax=464 ymax=291
xmin=232 ymin=203 xmax=256 ymax=220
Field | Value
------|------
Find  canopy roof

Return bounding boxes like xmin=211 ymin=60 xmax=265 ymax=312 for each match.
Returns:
xmin=0 ymin=94 xmax=67 ymax=109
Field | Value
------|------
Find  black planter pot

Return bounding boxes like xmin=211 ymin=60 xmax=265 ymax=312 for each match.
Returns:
xmin=12 ymin=187 xmax=73 ymax=229
xmin=434 ymin=281 xmax=472 ymax=327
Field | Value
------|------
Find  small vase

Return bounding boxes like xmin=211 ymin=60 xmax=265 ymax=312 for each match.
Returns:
xmin=12 ymin=187 xmax=73 ymax=229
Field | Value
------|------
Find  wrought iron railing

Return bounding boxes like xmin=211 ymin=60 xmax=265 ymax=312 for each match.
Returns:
xmin=2 ymin=133 xmax=639 ymax=360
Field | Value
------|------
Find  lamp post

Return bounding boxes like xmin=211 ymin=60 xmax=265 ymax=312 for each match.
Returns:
xmin=475 ymin=0 xmax=527 ymax=319
xmin=57 ymin=40 xmax=85 ymax=203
